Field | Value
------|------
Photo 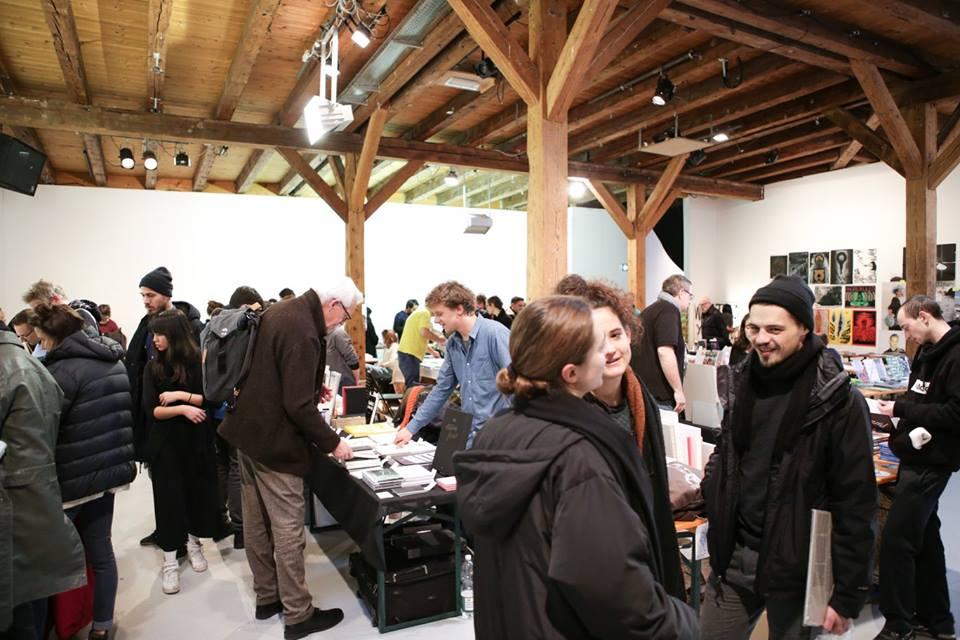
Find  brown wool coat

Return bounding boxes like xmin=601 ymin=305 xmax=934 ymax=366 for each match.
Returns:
xmin=219 ymin=289 xmax=340 ymax=476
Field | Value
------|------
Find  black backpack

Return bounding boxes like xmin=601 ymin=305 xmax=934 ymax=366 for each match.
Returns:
xmin=200 ymin=307 xmax=260 ymax=407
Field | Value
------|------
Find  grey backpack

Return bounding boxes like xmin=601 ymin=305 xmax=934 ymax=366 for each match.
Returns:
xmin=200 ymin=307 xmax=260 ymax=407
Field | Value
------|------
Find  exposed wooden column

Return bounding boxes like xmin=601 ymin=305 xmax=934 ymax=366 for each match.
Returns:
xmin=343 ymin=154 xmax=366 ymax=364
xmin=904 ymin=103 xmax=937 ymax=303
xmin=626 ymin=185 xmax=647 ymax=306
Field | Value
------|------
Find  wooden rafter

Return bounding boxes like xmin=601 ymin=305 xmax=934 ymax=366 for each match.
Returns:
xmin=275 ymin=147 xmax=347 ymax=220
xmin=0 ymin=58 xmax=54 ymax=184
xmin=825 ymin=108 xmax=903 ymax=174
xmin=586 ymin=180 xmax=635 ymax=239
xmin=446 ymin=0 xmax=540 ymax=106
xmin=351 ymin=109 xmax=389 ymax=207
xmin=697 ymin=122 xmax=838 ymax=173
xmin=545 ymin=0 xmax=619 ymax=120
xmin=832 ymin=113 xmax=880 ymax=170
xmin=146 ymin=0 xmax=173 ymax=111
xmin=365 ymin=161 xmax=424 ymax=219
xmin=850 ymin=60 xmax=923 ymax=178
xmin=280 ymin=155 xmax=325 ymax=195
xmin=710 ymin=133 xmax=849 ymax=178
xmin=144 ymin=139 xmax=159 ymax=189
xmin=641 ymin=188 xmax=681 ymax=234
xmin=637 ymin=154 xmax=688 ymax=229
xmin=938 ymin=103 xmax=960 ymax=149
xmin=590 ymin=0 xmax=674 ymax=73
xmin=867 ymin=0 xmax=960 ymax=40
xmin=728 ymin=149 xmax=840 ymax=182
xmin=41 ymin=0 xmax=107 ymax=186
xmin=330 ymin=156 xmax=348 ymax=201
xmin=930 ymin=128 xmax=960 ymax=189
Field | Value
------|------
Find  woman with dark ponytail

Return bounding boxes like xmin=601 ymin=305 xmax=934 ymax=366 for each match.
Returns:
xmin=143 ymin=309 xmax=221 ymax=595
xmin=454 ymin=296 xmax=698 ymax=639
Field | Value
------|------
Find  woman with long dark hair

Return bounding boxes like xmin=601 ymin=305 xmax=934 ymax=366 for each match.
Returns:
xmin=31 ymin=304 xmax=135 ymax=640
xmin=143 ymin=309 xmax=221 ymax=595
xmin=484 ymin=295 xmax=512 ymax=330
xmin=455 ymin=296 xmax=697 ymax=639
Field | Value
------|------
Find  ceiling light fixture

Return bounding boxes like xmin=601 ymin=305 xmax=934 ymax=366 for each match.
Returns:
xmin=652 ymin=71 xmax=674 ymax=106
xmin=712 ymin=131 xmax=730 ymax=143
xmin=765 ymin=149 xmax=780 ymax=165
xmin=303 ymin=28 xmax=354 ymax=143
xmin=175 ymin=151 xmax=191 ymax=167
xmin=444 ymin=169 xmax=459 ymax=187
xmin=687 ymin=149 xmax=707 ymax=167
xmin=119 ymin=147 xmax=135 ymax=170
xmin=568 ymin=179 xmax=587 ymax=199
xmin=142 ymin=150 xmax=159 ymax=171
xmin=349 ymin=17 xmax=372 ymax=48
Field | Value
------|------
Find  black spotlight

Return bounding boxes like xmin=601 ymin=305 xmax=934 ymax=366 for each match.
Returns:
xmin=175 ymin=151 xmax=191 ymax=167
xmin=765 ymin=149 xmax=780 ymax=165
xmin=687 ymin=149 xmax=707 ymax=167
xmin=652 ymin=74 xmax=674 ymax=106
xmin=119 ymin=147 xmax=135 ymax=170
xmin=474 ymin=54 xmax=499 ymax=79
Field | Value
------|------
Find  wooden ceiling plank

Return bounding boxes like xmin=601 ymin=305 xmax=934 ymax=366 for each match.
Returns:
xmin=437 ymin=172 xmax=519 ymax=205
xmin=236 ymin=150 xmax=275 ymax=193
xmin=275 ymin=147 xmax=347 ymax=220
xmin=351 ymin=108 xmax=390 ymax=206
xmin=446 ymin=0 xmax=539 ymax=106
xmin=833 ymin=113 xmax=880 ymax=170
xmin=850 ymin=60 xmax=923 ymax=178
xmin=825 ymin=107 xmax=904 ymax=175
xmin=0 ymin=96 xmax=761 ymax=199
xmin=81 ymin=133 xmax=107 ymax=187
xmin=681 ymin=0 xmax=930 ymax=77
xmin=709 ymin=133 xmax=849 ymax=178
xmin=696 ymin=122 xmax=839 ymax=172
xmin=590 ymin=0 xmax=674 ymax=72
xmin=146 ymin=0 xmax=174 ymax=111
xmin=867 ymin=0 xmax=960 ymax=40
xmin=0 ymin=58 xmax=55 ymax=184
xmin=546 ymin=0 xmax=619 ymax=120
xmin=469 ymin=178 xmax=531 ymax=207
xmin=586 ymin=180 xmax=635 ymax=239
xmin=637 ymin=154 xmax=688 ymax=228
xmin=144 ymin=139 xmax=159 ymax=189
xmin=365 ymin=161 xmax=424 ymax=219
xmin=192 ymin=145 xmax=220 ymax=192
xmin=727 ymin=149 xmax=840 ymax=182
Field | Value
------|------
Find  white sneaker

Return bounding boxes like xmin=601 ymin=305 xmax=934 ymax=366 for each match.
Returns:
xmin=187 ymin=539 xmax=207 ymax=573
xmin=162 ymin=562 xmax=180 ymax=594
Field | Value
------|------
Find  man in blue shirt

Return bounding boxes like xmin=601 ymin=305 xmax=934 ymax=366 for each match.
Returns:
xmin=394 ymin=282 xmax=511 ymax=448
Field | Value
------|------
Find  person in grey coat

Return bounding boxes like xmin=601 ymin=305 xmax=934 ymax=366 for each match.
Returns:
xmin=0 ymin=330 xmax=85 ymax=639
xmin=326 ymin=324 xmax=361 ymax=387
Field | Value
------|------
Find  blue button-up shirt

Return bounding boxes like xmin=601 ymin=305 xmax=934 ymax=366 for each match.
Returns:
xmin=407 ymin=315 xmax=511 ymax=446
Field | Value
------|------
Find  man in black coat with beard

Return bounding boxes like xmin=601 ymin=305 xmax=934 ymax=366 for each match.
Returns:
xmin=700 ymin=276 xmax=876 ymax=639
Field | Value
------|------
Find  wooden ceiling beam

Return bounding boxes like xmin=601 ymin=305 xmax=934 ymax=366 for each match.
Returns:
xmin=591 ymin=0 xmax=675 ymax=73
xmin=833 ymin=113 xmax=880 ymax=170
xmin=144 ymin=140 xmax=159 ymax=189
xmin=466 ymin=176 xmax=530 ymax=208
xmin=192 ymin=145 xmax=220 ymax=192
xmin=929 ymin=127 xmax=960 ymax=189
xmin=866 ymin=0 xmax=960 ymax=40
xmin=850 ymin=60 xmax=923 ymax=178
xmin=696 ymin=122 xmax=840 ymax=173
xmin=681 ymin=0 xmax=930 ymax=78
xmin=640 ymin=188 xmax=681 ymax=234
xmin=280 ymin=155 xmax=325 ymax=196
xmin=236 ymin=150 xmax=275 ymax=193
xmin=443 ymin=0 xmax=538 ymax=106
xmin=351 ymin=108 xmax=389 ymax=206
xmin=709 ymin=133 xmax=850 ymax=178
xmin=53 ymin=170 xmax=275 ymax=193
xmin=937 ymin=102 xmax=960 ymax=149
xmin=586 ymin=180 xmax=635 ymax=239
xmin=660 ymin=3 xmax=850 ymax=74
xmin=726 ymin=149 xmax=840 ymax=182
xmin=545 ymin=0 xmax=619 ymax=120
xmin=41 ymin=0 xmax=107 ymax=186
xmin=275 ymin=147 xmax=347 ymax=221
xmin=825 ymin=107 xmax=904 ymax=175
xmin=637 ymin=154 xmax=688 ymax=229
xmin=365 ymin=161 xmax=424 ymax=219
xmin=0 ymin=96 xmax=761 ymax=199
xmin=146 ymin=0 xmax=174 ymax=111
xmin=330 ymin=156 xmax=348 ymax=201
xmin=0 ymin=58 xmax=54 ymax=184
xmin=437 ymin=172 xmax=518 ymax=205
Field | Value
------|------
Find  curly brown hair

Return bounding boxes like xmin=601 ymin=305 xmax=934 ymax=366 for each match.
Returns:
xmin=425 ymin=281 xmax=476 ymax=314
xmin=554 ymin=274 xmax=641 ymax=342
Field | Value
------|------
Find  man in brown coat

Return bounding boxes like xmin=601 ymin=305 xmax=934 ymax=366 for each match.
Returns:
xmin=220 ymin=277 xmax=360 ymax=639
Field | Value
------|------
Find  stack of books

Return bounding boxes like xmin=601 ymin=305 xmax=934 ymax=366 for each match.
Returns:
xmin=361 ymin=467 xmax=403 ymax=491
xmin=374 ymin=440 xmax=436 ymax=459
xmin=341 ymin=451 xmax=383 ymax=472
xmin=389 ymin=465 xmax=437 ymax=496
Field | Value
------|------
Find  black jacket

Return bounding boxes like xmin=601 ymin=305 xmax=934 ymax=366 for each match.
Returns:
xmin=43 ymin=330 xmax=136 ymax=503
xmin=891 ymin=325 xmax=960 ymax=469
xmin=701 ymin=350 xmax=877 ymax=619
xmin=126 ymin=300 xmax=203 ymax=460
xmin=455 ymin=393 xmax=698 ymax=640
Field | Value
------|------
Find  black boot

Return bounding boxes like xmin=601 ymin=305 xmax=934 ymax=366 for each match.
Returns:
xmin=255 ymin=601 xmax=282 ymax=620
xmin=284 ymin=608 xmax=344 ymax=639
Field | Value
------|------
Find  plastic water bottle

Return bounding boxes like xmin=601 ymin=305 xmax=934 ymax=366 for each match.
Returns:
xmin=461 ymin=554 xmax=474 ymax=618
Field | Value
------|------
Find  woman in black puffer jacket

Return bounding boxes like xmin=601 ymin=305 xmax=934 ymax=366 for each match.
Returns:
xmin=31 ymin=304 xmax=136 ymax=640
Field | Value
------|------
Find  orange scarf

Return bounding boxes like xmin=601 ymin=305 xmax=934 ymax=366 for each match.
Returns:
xmin=623 ymin=368 xmax=647 ymax=452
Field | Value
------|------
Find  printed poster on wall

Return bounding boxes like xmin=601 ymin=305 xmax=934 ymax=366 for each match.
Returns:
xmin=814 ymin=308 xmax=830 ymax=336
xmin=852 ymin=310 xmax=877 ymax=346
xmin=853 ymin=249 xmax=877 ymax=284
xmin=789 ymin=252 xmax=809 ymax=280
xmin=814 ymin=286 xmax=842 ymax=307
xmin=879 ymin=330 xmax=906 ymax=355
xmin=770 ymin=255 xmax=788 ymax=278
xmin=828 ymin=308 xmax=852 ymax=346
xmin=831 ymin=249 xmax=853 ymax=285
xmin=937 ymin=282 xmax=957 ymax=322
xmin=844 ymin=286 xmax=876 ymax=308
xmin=809 ymin=252 xmax=830 ymax=285
xmin=938 ymin=244 xmax=957 ymax=281
xmin=880 ymin=281 xmax=907 ymax=330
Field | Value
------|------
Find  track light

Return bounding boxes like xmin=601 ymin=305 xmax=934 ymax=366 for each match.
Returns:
xmin=652 ymin=73 xmax=674 ymax=106
xmin=175 ymin=151 xmax=191 ymax=167
xmin=475 ymin=54 xmax=499 ymax=79
xmin=687 ymin=149 xmax=707 ymax=167
xmin=349 ymin=18 xmax=371 ymax=48
xmin=444 ymin=169 xmax=459 ymax=187
xmin=712 ymin=131 xmax=730 ymax=143
xmin=765 ymin=149 xmax=780 ymax=165
xmin=568 ymin=179 xmax=587 ymax=199
xmin=119 ymin=147 xmax=135 ymax=170
xmin=142 ymin=150 xmax=159 ymax=171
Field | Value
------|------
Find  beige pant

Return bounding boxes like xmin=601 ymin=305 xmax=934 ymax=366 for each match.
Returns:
xmin=238 ymin=452 xmax=313 ymax=625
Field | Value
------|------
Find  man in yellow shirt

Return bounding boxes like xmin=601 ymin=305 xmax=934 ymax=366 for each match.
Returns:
xmin=397 ymin=307 xmax=445 ymax=387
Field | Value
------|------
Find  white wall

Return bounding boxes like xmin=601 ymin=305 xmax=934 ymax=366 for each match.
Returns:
xmin=0 ymin=186 xmax=528 ymax=338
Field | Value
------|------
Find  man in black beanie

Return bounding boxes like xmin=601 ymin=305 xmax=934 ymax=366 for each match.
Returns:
xmin=700 ymin=275 xmax=877 ymax=639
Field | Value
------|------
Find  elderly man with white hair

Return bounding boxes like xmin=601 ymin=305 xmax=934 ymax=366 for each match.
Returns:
xmin=699 ymin=295 xmax=729 ymax=348
xmin=220 ymin=276 xmax=361 ymax=639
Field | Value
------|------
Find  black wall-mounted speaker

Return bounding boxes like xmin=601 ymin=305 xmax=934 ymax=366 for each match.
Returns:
xmin=0 ymin=133 xmax=47 ymax=197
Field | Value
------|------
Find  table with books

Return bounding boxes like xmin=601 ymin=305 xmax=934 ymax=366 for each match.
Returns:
xmin=307 ymin=422 xmax=463 ymax=633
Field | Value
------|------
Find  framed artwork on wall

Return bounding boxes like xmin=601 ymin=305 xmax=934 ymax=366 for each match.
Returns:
xmin=828 ymin=308 xmax=852 ymax=345
xmin=809 ymin=252 xmax=830 ymax=284
xmin=844 ymin=285 xmax=877 ymax=308
xmin=852 ymin=310 xmax=877 ymax=346
xmin=789 ymin=252 xmax=809 ymax=280
xmin=853 ymin=249 xmax=877 ymax=284
xmin=770 ymin=255 xmax=788 ymax=278
xmin=831 ymin=249 xmax=853 ymax=285
xmin=814 ymin=285 xmax=843 ymax=306
xmin=814 ymin=308 xmax=829 ymax=336
xmin=879 ymin=330 xmax=906 ymax=354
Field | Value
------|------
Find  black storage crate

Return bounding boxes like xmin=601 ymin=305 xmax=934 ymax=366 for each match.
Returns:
xmin=349 ymin=550 xmax=457 ymax=626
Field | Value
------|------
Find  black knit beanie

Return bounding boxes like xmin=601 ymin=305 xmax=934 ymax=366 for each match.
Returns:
xmin=139 ymin=266 xmax=173 ymax=297
xmin=749 ymin=275 xmax=814 ymax=331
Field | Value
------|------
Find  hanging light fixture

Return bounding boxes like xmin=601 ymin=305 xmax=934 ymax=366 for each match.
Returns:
xmin=652 ymin=72 xmax=675 ymax=106
xmin=712 ymin=131 xmax=730 ymax=143
xmin=444 ymin=169 xmax=459 ymax=187
xmin=142 ymin=150 xmax=159 ymax=171
xmin=349 ymin=16 xmax=372 ymax=48
xmin=568 ymin=179 xmax=587 ymax=199
xmin=175 ymin=150 xmax=191 ymax=167
xmin=119 ymin=147 xmax=135 ymax=170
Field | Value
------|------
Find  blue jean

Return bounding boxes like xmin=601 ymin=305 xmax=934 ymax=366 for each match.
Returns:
xmin=65 ymin=493 xmax=118 ymax=631
xmin=397 ymin=352 xmax=422 ymax=387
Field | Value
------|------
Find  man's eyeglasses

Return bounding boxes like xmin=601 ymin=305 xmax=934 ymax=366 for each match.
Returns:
xmin=336 ymin=300 xmax=352 ymax=322
xmin=15 ymin=327 xmax=34 ymax=342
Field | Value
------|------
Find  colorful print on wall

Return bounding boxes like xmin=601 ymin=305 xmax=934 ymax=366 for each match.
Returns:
xmin=814 ymin=285 xmax=843 ymax=307
xmin=879 ymin=330 xmax=906 ymax=355
xmin=852 ymin=310 xmax=877 ymax=346
xmin=809 ymin=252 xmax=830 ymax=284
xmin=831 ymin=249 xmax=853 ymax=285
xmin=844 ymin=285 xmax=877 ymax=308
xmin=770 ymin=255 xmax=788 ymax=278
xmin=789 ymin=252 xmax=809 ymax=280
xmin=814 ymin=308 xmax=830 ymax=336
xmin=828 ymin=308 xmax=852 ymax=345
xmin=880 ymin=281 xmax=907 ymax=331
xmin=853 ymin=249 xmax=877 ymax=284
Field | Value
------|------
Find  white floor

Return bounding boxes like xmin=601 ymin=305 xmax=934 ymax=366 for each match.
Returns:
xmin=85 ymin=471 xmax=960 ymax=639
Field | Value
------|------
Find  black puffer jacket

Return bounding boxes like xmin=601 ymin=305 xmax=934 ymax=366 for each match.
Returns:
xmin=701 ymin=350 xmax=877 ymax=619
xmin=43 ymin=330 xmax=136 ymax=503
xmin=455 ymin=393 xmax=698 ymax=640
xmin=891 ymin=324 xmax=960 ymax=469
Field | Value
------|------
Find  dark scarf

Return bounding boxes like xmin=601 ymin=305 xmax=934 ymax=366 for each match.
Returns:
xmin=732 ymin=334 xmax=824 ymax=457
xmin=519 ymin=390 xmax=664 ymax=582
